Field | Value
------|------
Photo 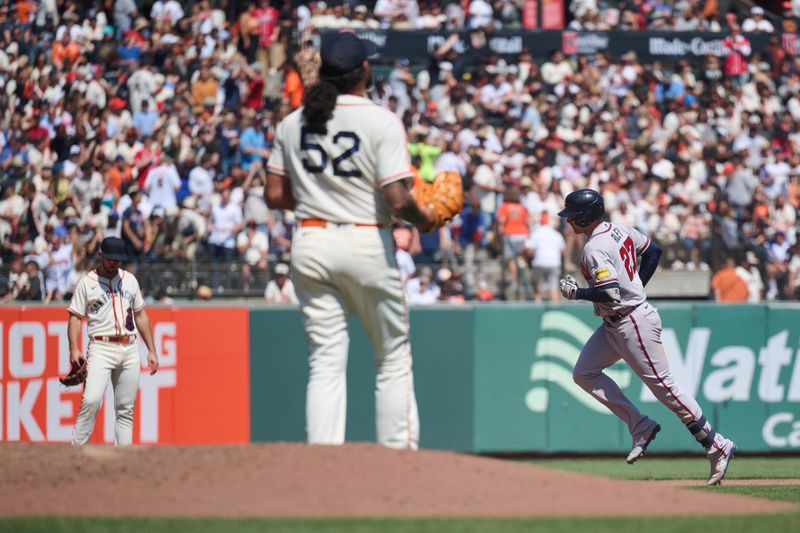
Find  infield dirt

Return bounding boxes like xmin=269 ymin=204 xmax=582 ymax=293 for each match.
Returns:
xmin=0 ymin=443 xmax=795 ymax=518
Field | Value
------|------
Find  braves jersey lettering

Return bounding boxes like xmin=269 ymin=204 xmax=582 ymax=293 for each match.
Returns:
xmin=580 ymin=222 xmax=650 ymax=318
xmin=267 ymin=94 xmax=412 ymax=225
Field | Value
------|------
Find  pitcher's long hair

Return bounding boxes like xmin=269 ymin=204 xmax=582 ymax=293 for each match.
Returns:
xmin=302 ymin=66 xmax=366 ymax=134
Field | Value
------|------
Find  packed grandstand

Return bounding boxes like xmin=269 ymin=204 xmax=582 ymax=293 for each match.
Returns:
xmin=0 ymin=0 xmax=798 ymax=303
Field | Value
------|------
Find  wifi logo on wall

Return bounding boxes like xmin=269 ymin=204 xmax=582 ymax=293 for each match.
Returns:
xmin=525 ymin=310 xmax=632 ymax=414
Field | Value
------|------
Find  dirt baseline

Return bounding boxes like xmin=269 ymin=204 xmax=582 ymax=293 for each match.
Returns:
xmin=0 ymin=443 xmax=795 ymax=518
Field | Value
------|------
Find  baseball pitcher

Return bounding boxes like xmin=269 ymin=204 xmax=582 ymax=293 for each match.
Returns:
xmin=64 ymin=237 xmax=159 ymax=445
xmin=558 ymin=189 xmax=736 ymax=485
xmin=264 ymin=32 xmax=459 ymax=449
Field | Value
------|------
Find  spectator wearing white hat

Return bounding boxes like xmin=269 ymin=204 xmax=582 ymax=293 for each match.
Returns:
xmin=736 ymin=253 xmax=764 ymax=302
xmin=742 ymin=6 xmax=774 ymax=32
xmin=62 ymin=144 xmax=83 ymax=181
xmin=238 ymin=219 xmax=269 ymax=294
xmin=264 ymin=262 xmax=298 ymax=304
xmin=405 ymin=266 xmax=441 ymax=304
xmin=308 ymin=2 xmax=337 ymax=29
xmin=348 ymin=5 xmax=381 ymax=29
xmin=55 ymin=11 xmax=86 ymax=44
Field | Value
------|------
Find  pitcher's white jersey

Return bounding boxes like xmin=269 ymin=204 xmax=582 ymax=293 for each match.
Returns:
xmin=67 ymin=269 xmax=145 ymax=337
xmin=579 ymin=222 xmax=651 ymax=318
xmin=267 ymin=94 xmax=412 ymax=225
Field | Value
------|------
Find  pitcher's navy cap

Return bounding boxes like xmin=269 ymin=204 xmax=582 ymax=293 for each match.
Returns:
xmin=99 ymin=237 xmax=128 ymax=261
xmin=320 ymin=32 xmax=377 ymax=78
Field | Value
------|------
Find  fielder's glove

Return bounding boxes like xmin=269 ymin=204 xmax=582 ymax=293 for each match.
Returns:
xmin=560 ymin=275 xmax=579 ymax=300
xmin=412 ymin=171 xmax=464 ymax=232
xmin=59 ymin=358 xmax=88 ymax=387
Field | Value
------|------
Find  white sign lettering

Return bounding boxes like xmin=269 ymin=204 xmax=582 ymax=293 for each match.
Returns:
xmin=763 ymin=412 xmax=800 ymax=447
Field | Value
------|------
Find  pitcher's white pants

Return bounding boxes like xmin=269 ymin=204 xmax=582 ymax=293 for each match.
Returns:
xmin=71 ymin=340 xmax=140 ymax=446
xmin=291 ymin=224 xmax=419 ymax=449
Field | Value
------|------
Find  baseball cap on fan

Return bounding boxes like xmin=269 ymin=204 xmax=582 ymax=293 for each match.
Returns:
xmin=99 ymin=237 xmax=128 ymax=261
xmin=320 ymin=32 xmax=377 ymax=78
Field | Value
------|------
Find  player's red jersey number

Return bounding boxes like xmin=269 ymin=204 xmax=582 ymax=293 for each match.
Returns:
xmin=619 ymin=236 xmax=636 ymax=281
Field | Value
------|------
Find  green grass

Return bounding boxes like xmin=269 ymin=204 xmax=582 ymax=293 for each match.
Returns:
xmin=528 ymin=456 xmax=800 ymax=480
xmin=0 ymin=515 xmax=799 ymax=533
xmin=692 ymin=485 xmax=800 ymax=503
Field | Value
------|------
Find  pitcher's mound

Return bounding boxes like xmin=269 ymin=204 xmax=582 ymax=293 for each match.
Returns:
xmin=0 ymin=443 xmax=794 ymax=517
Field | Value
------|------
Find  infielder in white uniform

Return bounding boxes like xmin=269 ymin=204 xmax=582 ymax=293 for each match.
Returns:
xmin=557 ymin=189 xmax=736 ymax=485
xmin=67 ymin=237 xmax=159 ymax=445
xmin=264 ymin=32 xmax=436 ymax=449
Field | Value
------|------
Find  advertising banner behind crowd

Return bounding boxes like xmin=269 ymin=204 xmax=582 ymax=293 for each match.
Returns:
xmin=323 ymin=29 xmax=774 ymax=63
xmin=0 ymin=306 xmax=250 ymax=445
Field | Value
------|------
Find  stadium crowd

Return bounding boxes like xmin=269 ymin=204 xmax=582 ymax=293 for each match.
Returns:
xmin=0 ymin=1 xmax=798 ymax=305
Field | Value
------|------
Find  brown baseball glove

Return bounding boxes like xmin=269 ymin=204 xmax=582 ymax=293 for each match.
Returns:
xmin=60 ymin=358 xmax=88 ymax=387
xmin=412 ymin=170 xmax=464 ymax=232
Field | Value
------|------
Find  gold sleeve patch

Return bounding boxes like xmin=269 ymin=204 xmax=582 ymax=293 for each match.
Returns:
xmin=595 ymin=268 xmax=611 ymax=280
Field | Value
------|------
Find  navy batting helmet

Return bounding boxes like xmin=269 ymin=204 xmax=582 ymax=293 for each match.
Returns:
xmin=558 ymin=189 xmax=604 ymax=226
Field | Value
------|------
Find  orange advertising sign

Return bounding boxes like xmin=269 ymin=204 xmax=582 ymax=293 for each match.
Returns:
xmin=0 ymin=306 xmax=250 ymax=444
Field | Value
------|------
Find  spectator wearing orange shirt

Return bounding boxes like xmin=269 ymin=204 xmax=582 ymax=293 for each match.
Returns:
xmin=282 ymin=61 xmax=303 ymax=110
xmin=51 ymin=33 xmax=81 ymax=70
xmin=191 ymin=65 xmax=219 ymax=114
xmin=15 ymin=0 xmax=35 ymax=24
xmin=710 ymin=258 xmax=749 ymax=302
xmin=496 ymin=186 xmax=530 ymax=300
xmin=106 ymin=157 xmax=132 ymax=200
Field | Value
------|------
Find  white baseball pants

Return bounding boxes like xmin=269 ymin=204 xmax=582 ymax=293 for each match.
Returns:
xmin=291 ymin=224 xmax=419 ymax=449
xmin=573 ymin=302 xmax=704 ymax=437
xmin=71 ymin=340 xmax=141 ymax=446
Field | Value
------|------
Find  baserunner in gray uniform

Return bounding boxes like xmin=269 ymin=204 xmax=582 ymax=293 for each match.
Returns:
xmin=558 ymin=189 xmax=736 ymax=486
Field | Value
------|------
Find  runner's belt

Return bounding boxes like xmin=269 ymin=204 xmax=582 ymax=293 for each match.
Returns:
xmin=300 ymin=218 xmax=383 ymax=228
xmin=605 ymin=303 xmax=642 ymax=324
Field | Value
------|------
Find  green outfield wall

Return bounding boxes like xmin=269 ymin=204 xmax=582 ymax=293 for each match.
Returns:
xmin=249 ymin=303 xmax=800 ymax=454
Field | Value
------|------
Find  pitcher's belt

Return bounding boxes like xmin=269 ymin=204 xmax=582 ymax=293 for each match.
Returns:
xmin=300 ymin=218 xmax=383 ymax=228
xmin=92 ymin=334 xmax=137 ymax=344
